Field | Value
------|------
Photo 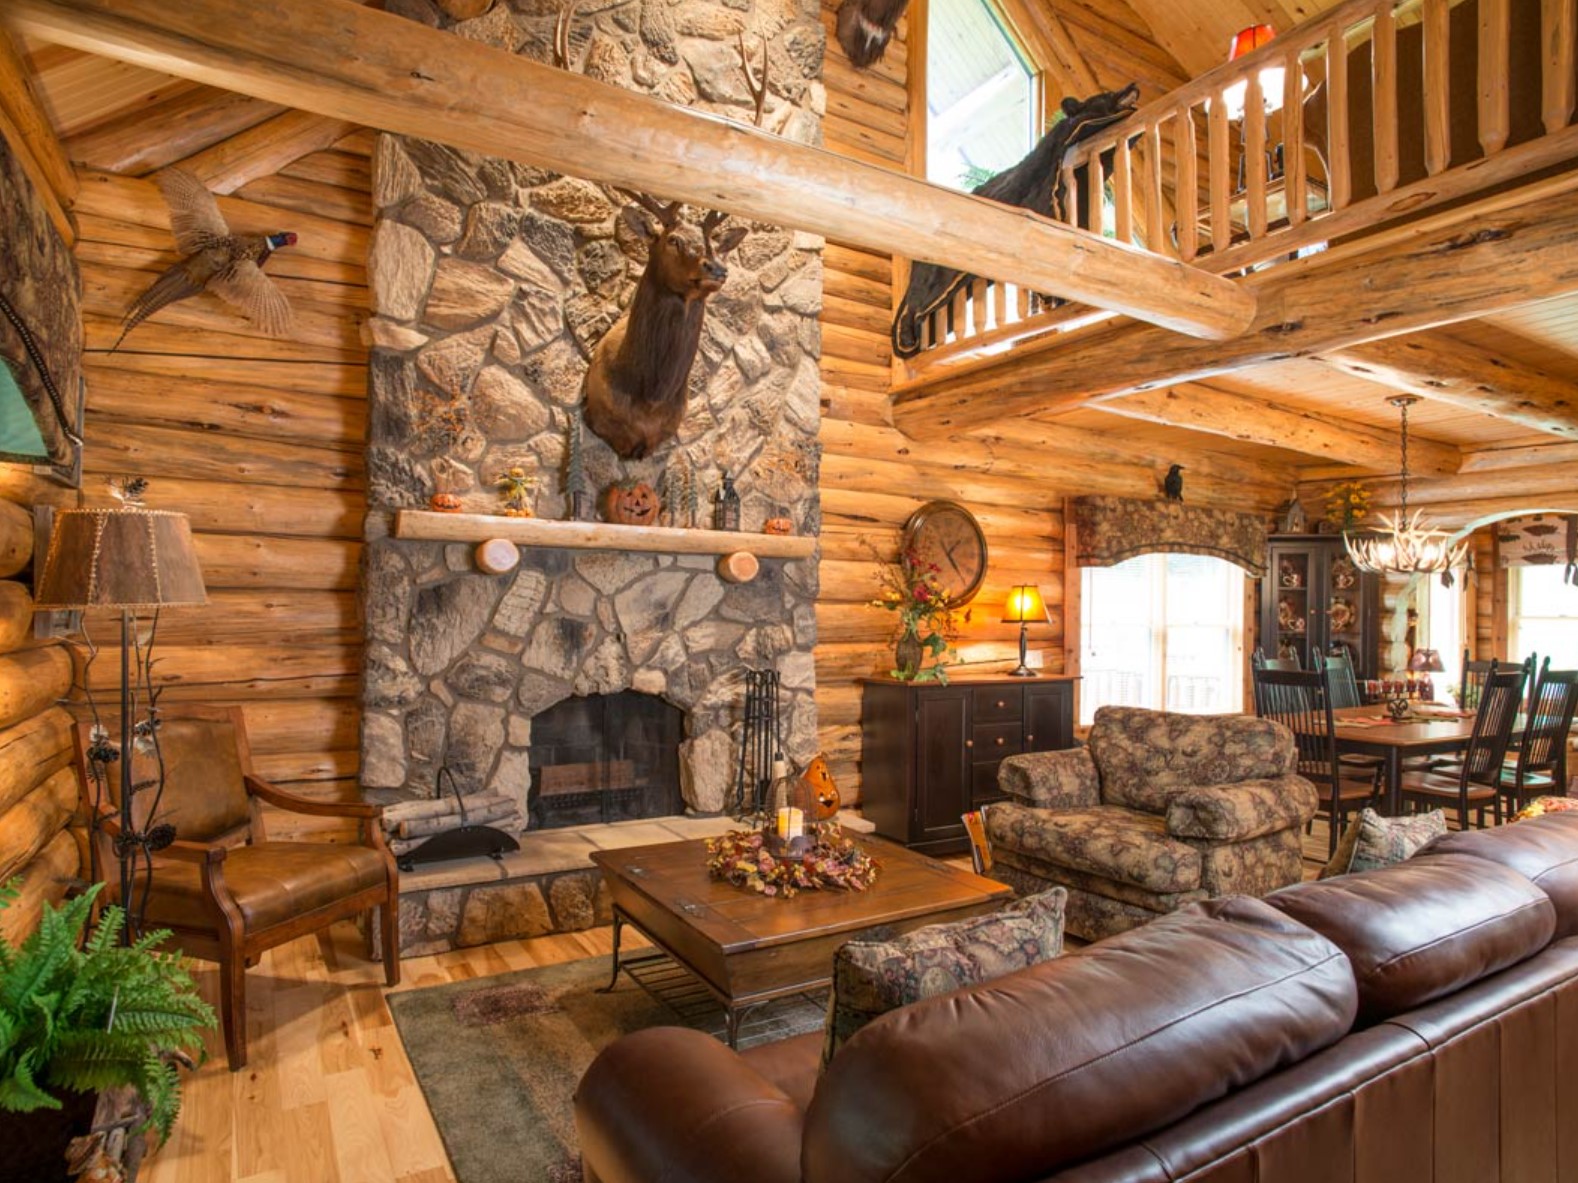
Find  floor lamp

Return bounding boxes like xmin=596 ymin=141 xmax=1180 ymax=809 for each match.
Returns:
xmin=34 ymin=503 xmax=207 ymax=938
xmin=1002 ymin=584 xmax=1050 ymax=678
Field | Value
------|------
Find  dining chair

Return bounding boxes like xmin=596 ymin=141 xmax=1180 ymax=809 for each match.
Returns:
xmin=1460 ymin=652 xmax=1497 ymax=710
xmin=1253 ymin=665 xmax=1382 ymax=855
xmin=73 ymin=706 xmax=400 ymax=1070
xmin=1497 ymin=663 xmax=1578 ymax=814
xmin=1400 ymin=662 xmax=1527 ymax=830
xmin=1252 ymin=648 xmax=1301 ymax=672
xmin=1318 ymin=650 xmax=1363 ymax=709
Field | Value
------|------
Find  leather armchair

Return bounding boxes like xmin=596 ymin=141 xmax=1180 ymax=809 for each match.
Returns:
xmin=985 ymin=706 xmax=1318 ymax=940
xmin=73 ymin=706 xmax=398 ymax=1070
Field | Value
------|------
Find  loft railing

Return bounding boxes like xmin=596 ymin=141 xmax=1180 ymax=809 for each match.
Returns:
xmin=899 ymin=0 xmax=1578 ymax=380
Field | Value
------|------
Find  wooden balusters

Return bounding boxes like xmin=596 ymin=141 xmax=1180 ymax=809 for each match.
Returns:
xmin=1144 ymin=122 xmax=1166 ymax=253
xmin=1083 ymin=155 xmax=1104 ymax=235
xmin=1208 ymin=92 xmax=1231 ymax=253
xmin=1328 ymin=19 xmax=1352 ymax=210
xmin=950 ymin=285 xmax=968 ymax=344
xmin=992 ymin=278 xmax=1008 ymax=332
xmin=1176 ymin=106 xmax=1199 ymax=261
xmin=1373 ymin=4 xmax=1399 ymax=194
xmin=1479 ymin=0 xmax=1511 ymax=155
xmin=1113 ymin=133 xmax=1133 ymax=245
xmin=1283 ymin=48 xmax=1307 ymax=226
xmin=1543 ymin=0 xmax=1577 ymax=133
xmin=1244 ymin=70 xmax=1268 ymax=239
xmin=1423 ymin=0 xmax=1451 ymax=175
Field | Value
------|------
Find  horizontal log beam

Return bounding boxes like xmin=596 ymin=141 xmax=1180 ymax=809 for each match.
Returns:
xmin=5 ymin=0 xmax=1255 ymax=341
xmin=1088 ymin=382 xmax=1462 ymax=476
xmin=1318 ymin=329 xmax=1578 ymax=440
xmin=892 ymin=177 xmax=1578 ymax=439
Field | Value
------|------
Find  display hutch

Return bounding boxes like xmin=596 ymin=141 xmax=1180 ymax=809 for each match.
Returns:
xmin=1262 ymin=535 xmax=1381 ymax=680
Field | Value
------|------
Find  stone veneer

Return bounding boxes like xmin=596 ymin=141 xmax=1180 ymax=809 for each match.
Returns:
xmin=359 ymin=0 xmax=825 ymax=826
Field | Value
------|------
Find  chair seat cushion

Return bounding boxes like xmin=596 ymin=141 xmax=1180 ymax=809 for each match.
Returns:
xmin=985 ymin=802 xmax=1203 ymax=894
xmin=143 ymin=842 xmax=388 ymax=932
xmin=1400 ymin=773 xmax=1497 ymax=802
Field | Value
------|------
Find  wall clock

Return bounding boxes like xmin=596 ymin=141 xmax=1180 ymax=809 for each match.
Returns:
xmin=902 ymin=500 xmax=988 ymax=606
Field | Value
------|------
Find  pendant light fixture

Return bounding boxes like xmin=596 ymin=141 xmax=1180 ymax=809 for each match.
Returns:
xmin=1345 ymin=395 xmax=1468 ymax=576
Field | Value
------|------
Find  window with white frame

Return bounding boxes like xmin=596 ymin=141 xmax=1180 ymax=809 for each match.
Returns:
xmin=1423 ymin=576 xmax=1466 ymax=699
xmin=926 ymin=0 xmax=1037 ymax=192
xmin=1079 ymin=554 xmax=1246 ymax=725
xmin=1510 ymin=565 xmax=1578 ymax=667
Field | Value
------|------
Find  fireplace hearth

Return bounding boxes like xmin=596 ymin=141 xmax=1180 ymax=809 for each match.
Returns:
xmin=529 ymin=692 xmax=684 ymax=830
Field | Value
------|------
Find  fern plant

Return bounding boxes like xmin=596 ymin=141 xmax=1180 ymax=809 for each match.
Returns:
xmin=0 ymin=880 xmax=215 ymax=1140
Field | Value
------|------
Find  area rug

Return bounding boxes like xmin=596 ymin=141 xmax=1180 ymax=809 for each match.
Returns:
xmin=387 ymin=954 xmax=826 ymax=1183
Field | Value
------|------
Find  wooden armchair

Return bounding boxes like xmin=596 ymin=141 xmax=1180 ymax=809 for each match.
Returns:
xmin=73 ymin=706 xmax=398 ymax=1070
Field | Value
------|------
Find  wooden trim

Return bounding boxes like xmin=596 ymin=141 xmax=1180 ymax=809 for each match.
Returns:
xmin=0 ymin=28 xmax=77 ymax=212
xmin=390 ymin=510 xmax=818 ymax=559
xmin=8 ymin=0 xmax=1256 ymax=342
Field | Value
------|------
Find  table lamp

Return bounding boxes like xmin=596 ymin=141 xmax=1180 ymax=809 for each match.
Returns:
xmin=34 ymin=502 xmax=207 ymax=938
xmin=1002 ymin=584 xmax=1049 ymax=678
xmin=1408 ymin=648 xmax=1445 ymax=701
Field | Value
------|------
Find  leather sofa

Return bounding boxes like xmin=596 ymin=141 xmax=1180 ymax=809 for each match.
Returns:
xmin=983 ymin=706 xmax=1319 ymax=940
xmin=575 ymin=812 xmax=1578 ymax=1183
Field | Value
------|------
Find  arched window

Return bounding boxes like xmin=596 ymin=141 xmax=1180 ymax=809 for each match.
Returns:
xmin=925 ymin=0 xmax=1037 ymax=192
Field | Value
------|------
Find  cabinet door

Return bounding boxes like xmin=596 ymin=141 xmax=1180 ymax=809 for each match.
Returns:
xmin=914 ymin=688 xmax=972 ymax=844
xmin=1025 ymin=682 xmax=1074 ymax=753
xmin=1267 ymin=543 xmax=1316 ymax=669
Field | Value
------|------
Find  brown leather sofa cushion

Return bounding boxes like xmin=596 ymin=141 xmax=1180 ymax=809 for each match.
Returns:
xmin=802 ymin=896 xmax=1355 ymax=1183
xmin=143 ymin=842 xmax=388 ymax=932
xmin=1266 ymin=852 xmax=1555 ymax=1024
xmin=1422 ymin=813 xmax=1578 ymax=938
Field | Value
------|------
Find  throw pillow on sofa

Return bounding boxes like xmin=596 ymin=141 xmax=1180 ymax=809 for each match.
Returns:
xmin=1320 ymin=808 xmax=1446 ymax=879
xmin=821 ymin=887 xmax=1067 ymax=1067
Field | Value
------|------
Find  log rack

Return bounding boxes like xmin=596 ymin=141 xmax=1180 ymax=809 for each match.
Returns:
xmin=390 ymin=511 xmax=814 ymax=583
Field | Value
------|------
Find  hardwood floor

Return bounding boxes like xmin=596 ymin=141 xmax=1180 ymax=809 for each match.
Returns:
xmin=136 ymin=814 xmax=1348 ymax=1182
xmin=143 ymin=922 xmax=648 ymax=1183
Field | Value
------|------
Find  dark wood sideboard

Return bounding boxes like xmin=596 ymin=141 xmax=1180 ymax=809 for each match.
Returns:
xmin=859 ymin=675 xmax=1080 ymax=854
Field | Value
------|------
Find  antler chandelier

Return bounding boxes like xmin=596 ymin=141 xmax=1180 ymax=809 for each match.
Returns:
xmin=1345 ymin=395 xmax=1468 ymax=576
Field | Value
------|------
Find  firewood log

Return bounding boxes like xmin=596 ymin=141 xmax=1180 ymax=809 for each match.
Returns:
xmin=394 ymin=798 xmax=519 ymax=839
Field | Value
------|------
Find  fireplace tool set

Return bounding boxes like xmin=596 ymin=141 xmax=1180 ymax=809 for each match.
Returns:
xmin=730 ymin=666 xmax=783 ymax=821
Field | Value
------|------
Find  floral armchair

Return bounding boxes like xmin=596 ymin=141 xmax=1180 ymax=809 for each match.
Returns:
xmin=985 ymin=706 xmax=1318 ymax=940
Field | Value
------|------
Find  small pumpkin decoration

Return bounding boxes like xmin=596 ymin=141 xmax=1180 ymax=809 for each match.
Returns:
xmin=429 ymin=492 xmax=463 ymax=513
xmin=799 ymin=754 xmax=841 ymax=821
xmin=601 ymin=480 xmax=660 ymax=526
xmin=762 ymin=516 xmax=794 ymax=536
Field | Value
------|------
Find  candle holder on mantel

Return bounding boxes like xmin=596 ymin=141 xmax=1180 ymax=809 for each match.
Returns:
xmin=762 ymin=756 xmax=815 ymax=859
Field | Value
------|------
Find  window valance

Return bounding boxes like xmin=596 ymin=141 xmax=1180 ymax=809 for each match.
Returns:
xmin=1072 ymin=495 xmax=1269 ymax=578
xmin=1495 ymin=514 xmax=1578 ymax=571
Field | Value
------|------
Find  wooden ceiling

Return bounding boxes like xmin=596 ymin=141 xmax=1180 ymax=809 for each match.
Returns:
xmin=8 ymin=1 xmax=1574 ymax=479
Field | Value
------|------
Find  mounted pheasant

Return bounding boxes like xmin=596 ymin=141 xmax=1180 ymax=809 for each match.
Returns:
xmin=115 ymin=168 xmax=297 ymax=349
xmin=582 ymin=196 xmax=746 ymax=459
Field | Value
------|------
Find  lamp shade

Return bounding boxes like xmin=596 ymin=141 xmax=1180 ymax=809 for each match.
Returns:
xmin=34 ymin=507 xmax=207 ymax=610
xmin=1230 ymin=24 xmax=1276 ymax=59
xmin=1409 ymin=648 xmax=1445 ymax=673
xmin=1002 ymin=584 xmax=1049 ymax=625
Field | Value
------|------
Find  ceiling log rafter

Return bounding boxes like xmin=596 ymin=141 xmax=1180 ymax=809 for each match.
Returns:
xmin=4 ymin=0 xmax=1258 ymax=343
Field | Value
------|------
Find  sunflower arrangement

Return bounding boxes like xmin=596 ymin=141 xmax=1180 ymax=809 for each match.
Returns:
xmin=1324 ymin=480 xmax=1372 ymax=530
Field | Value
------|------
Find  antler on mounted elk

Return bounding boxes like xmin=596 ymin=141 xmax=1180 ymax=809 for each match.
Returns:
xmin=582 ymin=197 xmax=746 ymax=459
xmin=891 ymin=85 xmax=1140 ymax=358
xmin=579 ymin=35 xmax=768 ymax=460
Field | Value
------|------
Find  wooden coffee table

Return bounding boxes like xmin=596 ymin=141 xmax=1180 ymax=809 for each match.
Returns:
xmin=591 ymin=831 xmax=1013 ymax=1046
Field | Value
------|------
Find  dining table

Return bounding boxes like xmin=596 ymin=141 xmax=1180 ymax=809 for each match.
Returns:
xmin=1329 ymin=704 xmax=1482 ymax=815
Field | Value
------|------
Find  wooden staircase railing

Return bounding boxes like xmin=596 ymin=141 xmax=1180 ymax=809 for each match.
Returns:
xmin=899 ymin=0 xmax=1578 ymax=382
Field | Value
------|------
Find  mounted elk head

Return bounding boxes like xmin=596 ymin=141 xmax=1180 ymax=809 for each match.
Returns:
xmin=579 ymin=33 xmax=768 ymax=460
xmin=582 ymin=197 xmax=747 ymax=459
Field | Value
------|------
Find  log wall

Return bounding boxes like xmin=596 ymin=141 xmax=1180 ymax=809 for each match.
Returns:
xmin=66 ymin=134 xmax=373 ymax=843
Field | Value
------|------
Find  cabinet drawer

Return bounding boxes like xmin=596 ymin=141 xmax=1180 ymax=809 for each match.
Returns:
xmin=970 ymin=721 xmax=1023 ymax=759
xmin=972 ymin=687 xmax=1023 ymax=722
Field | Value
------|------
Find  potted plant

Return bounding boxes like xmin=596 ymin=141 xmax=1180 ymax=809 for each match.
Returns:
xmin=870 ymin=546 xmax=961 ymax=682
xmin=0 ymin=881 xmax=215 ymax=1182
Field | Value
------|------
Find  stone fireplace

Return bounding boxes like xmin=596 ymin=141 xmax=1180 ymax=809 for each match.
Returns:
xmin=357 ymin=0 xmax=825 ymax=845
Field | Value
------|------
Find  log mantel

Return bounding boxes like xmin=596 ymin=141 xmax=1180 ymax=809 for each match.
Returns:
xmin=389 ymin=511 xmax=817 ymax=560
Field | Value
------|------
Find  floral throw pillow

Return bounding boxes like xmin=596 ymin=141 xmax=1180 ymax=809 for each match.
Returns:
xmin=820 ymin=888 xmax=1067 ymax=1069
xmin=1320 ymin=808 xmax=1447 ymax=879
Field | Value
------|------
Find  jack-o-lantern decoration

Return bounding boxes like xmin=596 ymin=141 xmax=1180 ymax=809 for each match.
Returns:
xmin=762 ymin=516 xmax=794 ymax=536
xmin=429 ymin=492 xmax=463 ymax=513
xmin=799 ymin=754 xmax=841 ymax=821
xmin=601 ymin=480 xmax=661 ymax=527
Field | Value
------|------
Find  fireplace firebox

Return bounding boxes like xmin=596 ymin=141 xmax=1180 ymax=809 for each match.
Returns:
xmin=528 ymin=693 xmax=685 ymax=830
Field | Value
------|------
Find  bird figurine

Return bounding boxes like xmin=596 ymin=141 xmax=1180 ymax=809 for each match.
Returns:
xmin=106 ymin=475 xmax=149 ymax=506
xmin=114 ymin=168 xmax=297 ymax=349
xmin=1163 ymin=464 xmax=1185 ymax=501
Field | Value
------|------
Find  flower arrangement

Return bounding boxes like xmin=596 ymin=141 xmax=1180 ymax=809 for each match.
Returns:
xmin=705 ymin=829 xmax=880 ymax=898
xmin=1325 ymin=480 xmax=1372 ymax=530
xmin=870 ymin=546 xmax=961 ymax=682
